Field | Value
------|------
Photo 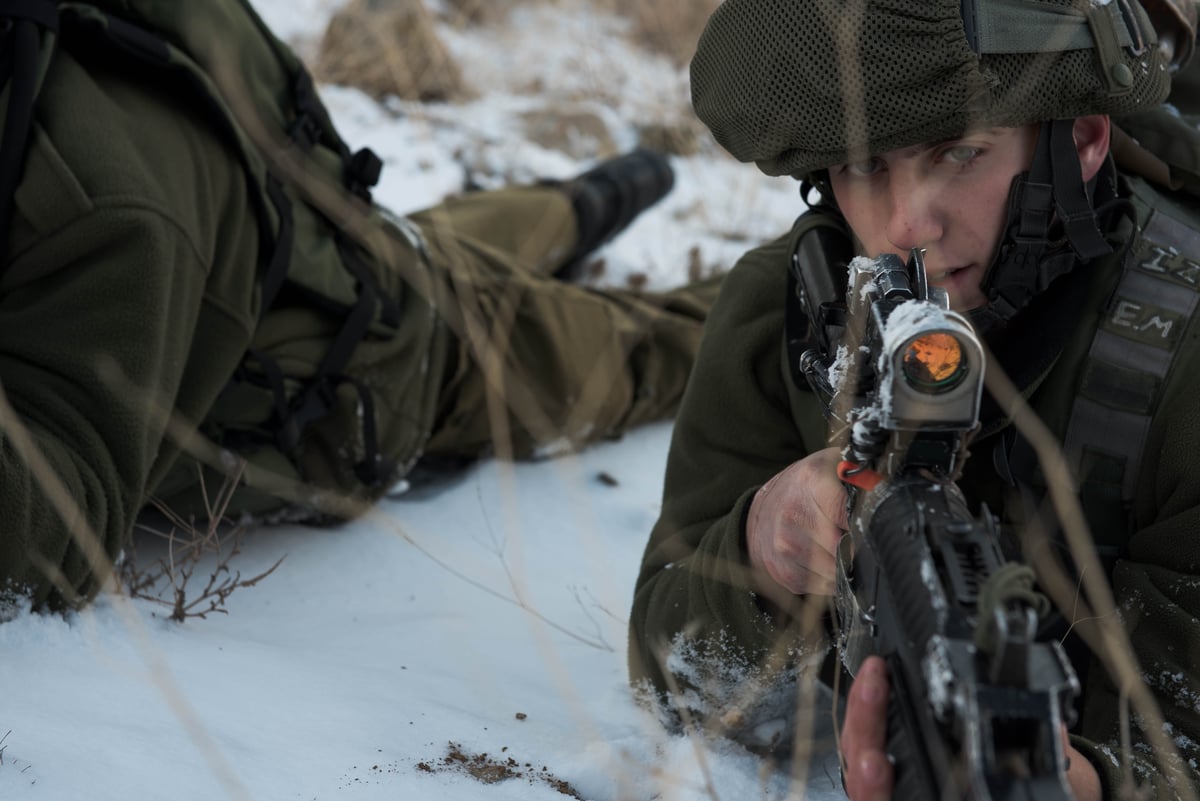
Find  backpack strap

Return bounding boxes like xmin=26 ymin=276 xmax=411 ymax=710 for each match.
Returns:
xmin=0 ymin=0 xmax=59 ymax=249
xmin=784 ymin=208 xmax=854 ymax=394
xmin=284 ymin=67 xmax=384 ymax=203
xmin=262 ymin=61 xmax=397 ymax=486
xmin=1062 ymin=205 xmax=1200 ymax=553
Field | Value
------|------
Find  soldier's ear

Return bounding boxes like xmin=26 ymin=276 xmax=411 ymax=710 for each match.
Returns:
xmin=1073 ymin=115 xmax=1111 ymax=182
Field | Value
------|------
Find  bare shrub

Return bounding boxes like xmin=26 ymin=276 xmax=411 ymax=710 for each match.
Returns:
xmin=438 ymin=0 xmax=518 ymax=27
xmin=118 ymin=468 xmax=284 ymax=622
xmin=636 ymin=120 xmax=703 ymax=156
xmin=608 ymin=0 xmax=722 ymax=66
xmin=314 ymin=0 xmax=467 ymax=102
xmin=519 ymin=105 xmax=617 ymax=159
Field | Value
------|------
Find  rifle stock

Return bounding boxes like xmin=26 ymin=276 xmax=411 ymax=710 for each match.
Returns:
xmin=802 ymin=249 xmax=1080 ymax=801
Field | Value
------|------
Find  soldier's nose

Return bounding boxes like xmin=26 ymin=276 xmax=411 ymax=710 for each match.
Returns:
xmin=885 ymin=183 xmax=942 ymax=252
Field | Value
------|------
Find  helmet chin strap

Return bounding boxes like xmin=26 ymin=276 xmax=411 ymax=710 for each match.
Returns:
xmin=969 ymin=119 xmax=1113 ymax=336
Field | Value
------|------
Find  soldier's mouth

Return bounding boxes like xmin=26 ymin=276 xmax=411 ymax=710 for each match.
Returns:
xmin=928 ymin=267 xmax=966 ymax=281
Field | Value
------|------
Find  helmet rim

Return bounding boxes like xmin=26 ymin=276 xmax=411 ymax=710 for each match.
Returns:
xmin=691 ymin=0 xmax=1172 ymax=177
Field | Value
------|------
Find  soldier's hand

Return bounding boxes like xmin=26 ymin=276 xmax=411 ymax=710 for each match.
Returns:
xmin=1065 ymin=731 xmax=1102 ymax=801
xmin=842 ymin=657 xmax=1102 ymax=801
xmin=746 ymin=446 xmax=848 ymax=595
xmin=842 ymin=655 xmax=894 ymax=801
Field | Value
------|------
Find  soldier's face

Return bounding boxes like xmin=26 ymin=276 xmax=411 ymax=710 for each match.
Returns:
xmin=828 ymin=125 xmax=1040 ymax=311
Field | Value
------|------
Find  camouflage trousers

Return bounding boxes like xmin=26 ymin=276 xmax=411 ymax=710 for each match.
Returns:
xmin=409 ymin=184 xmax=720 ymax=464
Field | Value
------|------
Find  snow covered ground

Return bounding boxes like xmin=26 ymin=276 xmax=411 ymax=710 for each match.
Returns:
xmin=0 ymin=2 xmax=839 ymax=799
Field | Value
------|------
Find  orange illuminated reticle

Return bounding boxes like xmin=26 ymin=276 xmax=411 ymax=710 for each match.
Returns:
xmin=902 ymin=332 xmax=965 ymax=390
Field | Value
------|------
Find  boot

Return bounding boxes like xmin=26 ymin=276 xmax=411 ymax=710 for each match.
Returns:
xmin=556 ymin=148 xmax=675 ymax=280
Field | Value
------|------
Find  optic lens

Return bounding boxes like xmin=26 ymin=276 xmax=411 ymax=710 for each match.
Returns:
xmin=902 ymin=332 xmax=966 ymax=392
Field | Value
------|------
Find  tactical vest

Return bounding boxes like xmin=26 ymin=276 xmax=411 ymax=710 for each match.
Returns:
xmin=0 ymin=0 xmax=406 ymax=488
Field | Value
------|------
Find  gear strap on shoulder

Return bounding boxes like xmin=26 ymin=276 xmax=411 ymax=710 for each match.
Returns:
xmin=993 ymin=200 xmax=1200 ymax=563
xmin=784 ymin=209 xmax=854 ymax=396
xmin=980 ymin=120 xmax=1114 ymax=330
xmin=1063 ymin=205 xmax=1200 ymax=549
xmin=0 ymin=0 xmax=59 ymax=249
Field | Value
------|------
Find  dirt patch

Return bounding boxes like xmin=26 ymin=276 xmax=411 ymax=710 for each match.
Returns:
xmin=417 ymin=741 xmax=584 ymax=799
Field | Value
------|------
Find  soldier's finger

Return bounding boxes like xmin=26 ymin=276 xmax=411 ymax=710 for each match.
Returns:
xmin=842 ymin=656 xmax=893 ymax=800
xmin=796 ymin=562 xmax=836 ymax=596
xmin=816 ymin=481 xmax=850 ymax=531
xmin=849 ymin=750 xmax=894 ymax=801
xmin=849 ymin=656 xmax=890 ymax=749
xmin=771 ymin=542 xmax=836 ymax=595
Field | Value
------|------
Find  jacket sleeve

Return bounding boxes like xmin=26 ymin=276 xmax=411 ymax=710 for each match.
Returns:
xmin=1071 ymin=340 xmax=1200 ymax=801
xmin=0 ymin=60 xmax=267 ymax=611
xmin=627 ymin=233 xmax=832 ymax=738
xmin=0 ymin=49 xmax=263 ymax=611
xmin=0 ymin=201 xmax=230 ymax=610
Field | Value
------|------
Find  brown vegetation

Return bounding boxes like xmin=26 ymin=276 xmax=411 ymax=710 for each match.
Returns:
xmin=314 ymin=0 xmax=721 ymax=103
xmin=439 ymin=0 xmax=518 ymax=26
xmin=118 ymin=468 xmax=284 ymax=622
xmin=314 ymin=0 xmax=467 ymax=102
xmin=440 ymin=0 xmax=723 ymax=65
xmin=607 ymin=0 xmax=723 ymax=66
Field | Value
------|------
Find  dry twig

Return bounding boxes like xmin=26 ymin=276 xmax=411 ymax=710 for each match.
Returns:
xmin=118 ymin=465 xmax=285 ymax=622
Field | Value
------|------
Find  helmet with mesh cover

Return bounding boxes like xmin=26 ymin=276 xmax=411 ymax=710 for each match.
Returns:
xmin=691 ymin=0 xmax=1172 ymax=179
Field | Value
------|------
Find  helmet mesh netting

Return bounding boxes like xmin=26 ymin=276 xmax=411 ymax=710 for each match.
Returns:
xmin=691 ymin=0 xmax=1170 ymax=176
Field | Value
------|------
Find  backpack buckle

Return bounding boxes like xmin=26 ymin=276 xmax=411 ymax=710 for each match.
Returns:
xmin=346 ymin=147 xmax=382 ymax=201
xmin=287 ymin=111 xmax=322 ymax=150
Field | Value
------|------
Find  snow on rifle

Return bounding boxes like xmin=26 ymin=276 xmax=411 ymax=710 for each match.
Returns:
xmin=800 ymin=249 xmax=1081 ymax=801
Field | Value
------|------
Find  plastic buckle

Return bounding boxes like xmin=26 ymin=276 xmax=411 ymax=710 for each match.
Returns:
xmin=347 ymin=147 xmax=383 ymax=201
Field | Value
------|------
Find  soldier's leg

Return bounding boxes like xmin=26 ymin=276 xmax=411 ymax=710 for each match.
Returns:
xmin=409 ymin=186 xmax=579 ymax=277
xmin=410 ymin=195 xmax=720 ymax=460
xmin=407 ymin=148 xmax=712 ymax=461
xmin=420 ymin=258 xmax=721 ymax=460
xmin=408 ymin=148 xmax=675 ymax=280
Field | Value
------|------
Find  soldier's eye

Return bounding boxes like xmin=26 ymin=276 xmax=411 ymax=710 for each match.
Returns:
xmin=942 ymin=145 xmax=980 ymax=165
xmin=843 ymin=158 xmax=885 ymax=177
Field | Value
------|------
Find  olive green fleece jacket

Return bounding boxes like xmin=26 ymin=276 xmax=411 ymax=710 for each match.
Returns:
xmin=0 ymin=47 xmax=262 ymax=607
xmin=630 ymin=176 xmax=1200 ymax=798
xmin=0 ymin=14 xmax=444 ymax=608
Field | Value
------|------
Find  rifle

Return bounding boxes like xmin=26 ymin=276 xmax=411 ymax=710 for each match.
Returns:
xmin=798 ymin=248 xmax=1081 ymax=801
